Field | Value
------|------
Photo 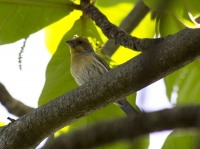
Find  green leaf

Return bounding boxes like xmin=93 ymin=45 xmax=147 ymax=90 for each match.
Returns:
xmin=0 ymin=0 xmax=75 ymax=45
xmin=185 ymin=0 xmax=200 ymax=17
xmin=162 ymin=129 xmax=199 ymax=149
xmin=131 ymin=12 xmax=156 ymax=38
xmin=0 ymin=122 xmax=5 ymax=126
xmin=95 ymin=1 xmax=137 ymax=42
xmin=167 ymin=0 xmax=197 ymax=27
xmin=164 ymin=59 xmax=200 ymax=105
xmin=143 ymin=0 xmax=197 ymax=28
xmin=45 ymin=10 xmax=82 ymax=55
xmin=130 ymin=136 xmax=149 ymax=149
xmin=112 ymin=12 xmax=155 ymax=64
xmin=160 ymin=13 xmax=185 ymax=37
xmin=96 ymin=0 xmax=137 ymax=7
xmin=143 ymin=0 xmax=172 ymax=11
xmin=38 ymin=16 xmax=103 ymax=106
xmin=94 ymin=135 xmax=149 ymax=149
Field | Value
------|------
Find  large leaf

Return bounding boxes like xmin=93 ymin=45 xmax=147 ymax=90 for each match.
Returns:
xmin=162 ymin=129 xmax=199 ymax=149
xmin=96 ymin=0 xmax=137 ymax=7
xmin=164 ymin=59 xmax=200 ymax=105
xmin=185 ymin=0 xmax=200 ymax=17
xmin=167 ymin=0 xmax=197 ymax=27
xmin=0 ymin=0 xmax=75 ymax=45
xmin=45 ymin=10 xmax=82 ymax=55
xmin=38 ymin=16 xmax=103 ymax=106
xmin=143 ymin=0 xmax=197 ymax=28
xmin=160 ymin=13 xmax=185 ymax=37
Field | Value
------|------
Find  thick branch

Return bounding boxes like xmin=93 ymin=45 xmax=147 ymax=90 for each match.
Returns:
xmin=43 ymin=105 xmax=200 ymax=149
xmin=0 ymin=82 xmax=34 ymax=117
xmin=81 ymin=2 xmax=164 ymax=51
xmin=0 ymin=28 xmax=200 ymax=148
xmin=101 ymin=0 xmax=150 ymax=56
xmin=0 ymin=126 xmax=6 ymax=133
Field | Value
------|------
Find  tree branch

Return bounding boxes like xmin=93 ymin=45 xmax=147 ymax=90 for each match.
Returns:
xmin=0 ymin=82 xmax=34 ymax=117
xmin=0 ymin=28 xmax=200 ymax=148
xmin=101 ymin=0 xmax=150 ymax=56
xmin=42 ymin=105 xmax=200 ymax=149
xmin=81 ymin=1 xmax=164 ymax=51
xmin=0 ymin=126 xmax=6 ymax=133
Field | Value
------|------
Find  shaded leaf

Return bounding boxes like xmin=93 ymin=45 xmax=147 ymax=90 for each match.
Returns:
xmin=164 ymin=59 xmax=200 ymax=105
xmin=143 ymin=0 xmax=197 ymax=28
xmin=160 ymin=13 xmax=185 ymax=37
xmin=94 ymin=135 xmax=149 ymax=149
xmin=185 ymin=0 xmax=200 ymax=17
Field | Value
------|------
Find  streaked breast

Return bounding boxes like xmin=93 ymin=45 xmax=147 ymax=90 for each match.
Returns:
xmin=70 ymin=53 xmax=108 ymax=86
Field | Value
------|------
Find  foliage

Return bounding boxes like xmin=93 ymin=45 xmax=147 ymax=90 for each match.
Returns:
xmin=0 ymin=0 xmax=74 ymax=44
xmin=162 ymin=129 xmax=199 ymax=149
xmin=0 ymin=0 xmax=200 ymax=148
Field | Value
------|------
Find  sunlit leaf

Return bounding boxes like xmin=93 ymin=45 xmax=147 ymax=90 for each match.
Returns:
xmin=55 ymin=125 xmax=70 ymax=137
xmin=96 ymin=0 xmax=137 ymax=7
xmin=45 ymin=10 xmax=82 ymax=55
xmin=0 ymin=122 xmax=5 ymax=126
xmin=112 ymin=12 xmax=155 ymax=64
xmin=0 ymin=0 xmax=75 ymax=45
xmin=162 ymin=129 xmax=199 ymax=149
xmin=132 ymin=12 xmax=156 ymax=38
xmin=111 ymin=47 xmax=139 ymax=65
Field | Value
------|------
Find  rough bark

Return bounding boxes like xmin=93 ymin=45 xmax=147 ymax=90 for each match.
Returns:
xmin=0 ymin=27 xmax=200 ymax=149
xmin=42 ymin=105 xmax=200 ymax=149
xmin=0 ymin=83 xmax=34 ymax=117
xmin=81 ymin=2 xmax=165 ymax=51
xmin=101 ymin=0 xmax=150 ymax=56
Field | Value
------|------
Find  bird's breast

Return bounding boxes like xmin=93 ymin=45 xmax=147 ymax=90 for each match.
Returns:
xmin=70 ymin=53 xmax=107 ymax=86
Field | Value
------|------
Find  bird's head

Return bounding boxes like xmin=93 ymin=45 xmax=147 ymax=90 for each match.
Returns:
xmin=66 ymin=36 xmax=94 ymax=54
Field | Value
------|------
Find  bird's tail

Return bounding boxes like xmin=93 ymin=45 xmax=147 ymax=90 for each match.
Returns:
xmin=116 ymin=98 xmax=138 ymax=117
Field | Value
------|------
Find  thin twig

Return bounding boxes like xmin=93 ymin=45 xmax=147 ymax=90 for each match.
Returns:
xmin=81 ymin=2 xmax=165 ymax=51
xmin=0 ymin=82 xmax=35 ymax=117
xmin=101 ymin=0 xmax=150 ymax=56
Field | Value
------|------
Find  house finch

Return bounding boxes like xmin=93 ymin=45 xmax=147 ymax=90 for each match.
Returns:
xmin=66 ymin=36 xmax=138 ymax=116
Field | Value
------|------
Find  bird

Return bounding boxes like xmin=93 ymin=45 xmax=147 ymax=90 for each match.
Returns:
xmin=66 ymin=36 xmax=138 ymax=116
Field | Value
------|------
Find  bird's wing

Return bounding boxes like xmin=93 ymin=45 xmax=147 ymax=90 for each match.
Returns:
xmin=93 ymin=53 xmax=138 ymax=117
xmin=93 ymin=53 xmax=111 ymax=72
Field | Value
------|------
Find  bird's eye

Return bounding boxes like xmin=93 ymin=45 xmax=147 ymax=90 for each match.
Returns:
xmin=79 ymin=41 xmax=83 ymax=44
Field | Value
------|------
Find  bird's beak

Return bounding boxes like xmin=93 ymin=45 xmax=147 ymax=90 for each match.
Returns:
xmin=66 ymin=40 xmax=75 ymax=47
